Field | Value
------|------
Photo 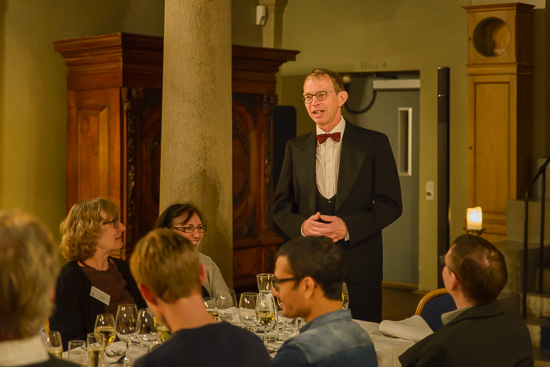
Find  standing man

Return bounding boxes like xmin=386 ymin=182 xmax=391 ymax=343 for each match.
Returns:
xmin=399 ymin=234 xmax=533 ymax=366
xmin=274 ymin=68 xmax=402 ymax=322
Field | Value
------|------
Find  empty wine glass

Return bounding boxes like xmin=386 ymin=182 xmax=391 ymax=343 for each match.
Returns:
xmin=216 ymin=289 xmax=237 ymax=322
xmin=115 ymin=304 xmax=138 ymax=366
xmin=94 ymin=313 xmax=116 ymax=347
xmin=238 ymin=292 xmax=258 ymax=331
xmin=254 ymin=292 xmax=277 ymax=343
xmin=137 ymin=308 xmax=159 ymax=351
xmin=342 ymin=282 xmax=349 ymax=310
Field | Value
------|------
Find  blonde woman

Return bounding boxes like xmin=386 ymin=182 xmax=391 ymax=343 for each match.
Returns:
xmin=49 ymin=198 xmax=146 ymax=349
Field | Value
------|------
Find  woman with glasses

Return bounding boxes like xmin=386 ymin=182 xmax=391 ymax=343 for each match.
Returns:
xmin=49 ymin=197 xmax=146 ymax=349
xmin=154 ymin=202 xmax=229 ymax=297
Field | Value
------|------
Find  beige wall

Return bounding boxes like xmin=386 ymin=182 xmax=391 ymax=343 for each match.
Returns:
xmin=274 ymin=0 xmax=548 ymax=290
xmin=0 ymin=0 xmax=164 ymax=242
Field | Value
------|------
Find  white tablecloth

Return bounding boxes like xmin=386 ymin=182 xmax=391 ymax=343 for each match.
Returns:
xmin=355 ymin=320 xmax=415 ymax=367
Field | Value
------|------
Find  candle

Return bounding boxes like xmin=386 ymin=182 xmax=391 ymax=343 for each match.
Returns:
xmin=466 ymin=207 xmax=483 ymax=230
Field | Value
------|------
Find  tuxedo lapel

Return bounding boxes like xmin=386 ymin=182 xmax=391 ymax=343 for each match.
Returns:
xmin=294 ymin=132 xmax=317 ymax=214
xmin=336 ymin=121 xmax=368 ymax=211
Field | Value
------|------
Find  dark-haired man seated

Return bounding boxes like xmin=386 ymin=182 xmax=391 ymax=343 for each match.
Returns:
xmin=130 ymin=229 xmax=271 ymax=367
xmin=271 ymin=236 xmax=378 ymax=367
xmin=399 ymin=234 xmax=533 ymax=367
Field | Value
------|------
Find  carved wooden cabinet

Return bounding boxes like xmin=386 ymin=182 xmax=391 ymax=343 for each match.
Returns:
xmin=54 ymin=34 xmax=298 ymax=286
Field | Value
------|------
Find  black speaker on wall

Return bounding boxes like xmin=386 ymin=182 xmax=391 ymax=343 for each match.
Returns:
xmin=272 ymin=105 xmax=297 ymax=245
xmin=437 ymin=67 xmax=450 ymax=288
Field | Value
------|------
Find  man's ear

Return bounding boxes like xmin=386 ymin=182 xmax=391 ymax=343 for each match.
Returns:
xmin=138 ymin=284 xmax=158 ymax=306
xmin=303 ymin=276 xmax=316 ymax=300
xmin=450 ymin=272 xmax=460 ymax=292
xmin=337 ymin=90 xmax=349 ymax=107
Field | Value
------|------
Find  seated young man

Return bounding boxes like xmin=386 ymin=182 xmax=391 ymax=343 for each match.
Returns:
xmin=0 ymin=211 xmax=77 ymax=367
xmin=399 ymin=234 xmax=533 ymax=367
xmin=271 ymin=236 xmax=378 ymax=367
xmin=129 ymin=229 xmax=271 ymax=367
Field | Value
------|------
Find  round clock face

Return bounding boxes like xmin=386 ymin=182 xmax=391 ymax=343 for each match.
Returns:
xmin=473 ymin=17 xmax=511 ymax=57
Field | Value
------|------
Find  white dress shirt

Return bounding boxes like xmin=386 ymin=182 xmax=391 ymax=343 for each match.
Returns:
xmin=316 ymin=117 xmax=346 ymax=199
xmin=0 ymin=336 xmax=50 ymax=366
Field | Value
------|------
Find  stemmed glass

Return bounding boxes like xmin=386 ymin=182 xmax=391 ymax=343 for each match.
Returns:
xmin=94 ymin=313 xmax=116 ymax=348
xmin=216 ymin=289 xmax=237 ymax=322
xmin=238 ymin=292 xmax=258 ymax=331
xmin=136 ymin=308 xmax=159 ymax=351
xmin=44 ymin=331 xmax=63 ymax=358
xmin=115 ymin=304 xmax=138 ymax=366
xmin=254 ymin=292 xmax=277 ymax=343
xmin=342 ymin=282 xmax=350 ymax=310
xmin=203 ymin=297 xmax=219 ymax=321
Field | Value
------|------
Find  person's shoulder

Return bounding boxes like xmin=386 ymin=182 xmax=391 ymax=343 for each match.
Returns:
xmin=288 ymin=131 xmax=315 ymax=145
xmin=345 ymin=120 xmax=387 ymax=139
xmin=58 ymin=261 xmax=83 ymax=278
xmin=198 ymin=252 xmax=214 ymax=264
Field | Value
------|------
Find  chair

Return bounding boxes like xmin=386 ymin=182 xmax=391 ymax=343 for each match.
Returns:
xmin=415 ymin=288 xmax=456 ymax=332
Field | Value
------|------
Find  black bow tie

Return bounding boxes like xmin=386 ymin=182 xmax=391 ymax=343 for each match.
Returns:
xmin=316 ymin=132 xmax=341 ymax=144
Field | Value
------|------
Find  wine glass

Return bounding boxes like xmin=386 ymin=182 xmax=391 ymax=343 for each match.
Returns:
xmin=254 ymin=292 xmax=277 ymax=343
xmin=115 ymin=304 xmax=138 ymax=366
xmin=68 ymin=340 xmax=86 ymax=366
xmin=94 ymin=313 xmax=116 ymax=348
xmin=202 ymin=297 xmax=219 ymax=321
xmin=216 ymin=289 xmax=237 ymax=322
xmin=44 ymin=331 xmax=63 ymax=358
xmin=136 ymin=308 xmax=159 ymax=350
xmin=342 ymin=282 xmax=350 ymax=309
xmin=238 ymin=292 xmax=258 ymax=331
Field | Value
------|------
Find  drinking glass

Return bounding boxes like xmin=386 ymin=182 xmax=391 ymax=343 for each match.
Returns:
xmin=155 ymin=320 xmax=172 ymax=343
xmin=44 ymin=331 xmax=63 ymax=359
xmin=94 ymin=313 xmax=116 ymax=347
xmin=115 ymin=304 xmax=138 ymax=366
xmin=137 ymin=308 xmax=159 ymax=350
xmin=202 ymin=297 xmax=219 ymax=322
xmin=254 ymin=292 xmax=277 ymax=343
xmin=238 ymin=292 xmax=258 ymax=331
xmin=256 ymin=273 xmax=274 ymax=293
xmin=68 ymin=340 xmax=86 ymax=366
xmin=87 ymin=332 xmax=105 ymax=367
xmin=342 ymin=282 xmax=350 ymax=310
xmin=216 ymin=289 xmax=237 ymax=322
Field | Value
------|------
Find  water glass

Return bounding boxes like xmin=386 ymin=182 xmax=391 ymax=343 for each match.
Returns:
xmin=67 ymin=340 xmax=86 ymax=366
xmin=87 ymin=332 xmax=105 ymax=367
xmin=238 ymin=292 xmax=258 ymax=331
xmin=202 ymin=297 xmax=219 ymax=321
xmin=256 ymin=273 xmax=274 ymax=293
xmin=216 ymin=289 xmax=237 ymax=322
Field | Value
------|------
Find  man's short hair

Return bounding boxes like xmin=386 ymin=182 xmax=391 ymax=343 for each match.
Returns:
xmin=277 ymin=236 xmax=345 ymax=300
xmin=60 ymin=197 xmax=120 ymax=261
xmin=449 ymin=234 xmax=508 ymax=304
xmin=130 ymin=229 xmax=202 ymax=303
xmin=305 ymin=68 xmax=346 ymax=94
xmin=0 ymin=211 xmax=58 ymax=340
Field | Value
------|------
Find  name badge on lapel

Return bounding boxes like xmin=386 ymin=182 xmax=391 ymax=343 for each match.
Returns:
xmin=90 ymin=286 xmax=111 ymax=306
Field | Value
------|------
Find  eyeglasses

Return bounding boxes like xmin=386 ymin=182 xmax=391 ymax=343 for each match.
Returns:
xmin=302 ymin=90 xmax=336 ymax=104
xmin=173 ymin=225 xmax=207 ymax=234
xmin=272 ymin=276 xmax=300 ymax=292
xmin=102 ymin=217 xmax=119 ymax=229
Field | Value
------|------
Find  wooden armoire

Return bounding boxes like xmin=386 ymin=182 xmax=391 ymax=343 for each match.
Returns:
xmin=54 ymin=33 xmax=298 ymax=288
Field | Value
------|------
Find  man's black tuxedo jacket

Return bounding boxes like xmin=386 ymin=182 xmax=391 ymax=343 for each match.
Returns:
xmin=273 ymin=120 xmax=402 ymax=283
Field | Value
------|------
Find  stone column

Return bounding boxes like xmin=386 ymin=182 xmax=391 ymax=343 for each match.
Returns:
xmin=161 ymin=0 xmax=233 ymax=286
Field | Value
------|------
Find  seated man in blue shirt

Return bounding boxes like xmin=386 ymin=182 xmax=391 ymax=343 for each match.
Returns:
xmin=271 ymin=236 xmax=378 ymax=367
xmin=130 ymin=229 xmax=271 ymax=367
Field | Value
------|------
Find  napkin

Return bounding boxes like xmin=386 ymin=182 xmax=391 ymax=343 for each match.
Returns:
xmin=378 ymin=315 xmax=433 ymax=342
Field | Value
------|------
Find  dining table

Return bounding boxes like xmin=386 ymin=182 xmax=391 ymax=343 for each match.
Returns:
xmin=62 ymin=316 xmax=416 ymax=366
